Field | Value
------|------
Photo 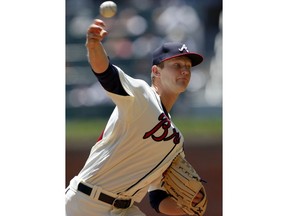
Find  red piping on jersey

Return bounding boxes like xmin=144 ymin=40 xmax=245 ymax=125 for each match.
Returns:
xmin=97 ymin=129 xmax=105 ymax=142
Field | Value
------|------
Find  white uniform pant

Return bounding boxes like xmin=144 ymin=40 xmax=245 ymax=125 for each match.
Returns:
xmin=65 ymin=186 xmax=146 ymax=216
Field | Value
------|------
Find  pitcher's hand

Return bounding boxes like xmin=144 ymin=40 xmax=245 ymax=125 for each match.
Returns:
xmin=86 ymin=19 xmax=108 ymax=49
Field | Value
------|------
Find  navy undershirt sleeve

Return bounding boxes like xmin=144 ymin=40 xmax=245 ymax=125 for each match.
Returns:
xmin=148 ymin=190 xmax=170 ymax=213
xmin=92 ymin=63 xmax=129 ymax=96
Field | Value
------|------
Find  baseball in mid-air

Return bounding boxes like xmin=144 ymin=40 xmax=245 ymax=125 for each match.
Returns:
xmin=99 ymin=1 xmax=117 ymax=18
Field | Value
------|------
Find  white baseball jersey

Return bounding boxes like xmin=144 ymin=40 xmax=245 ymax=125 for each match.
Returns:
xmin=76 ymin=64 xmax=185 ymax=202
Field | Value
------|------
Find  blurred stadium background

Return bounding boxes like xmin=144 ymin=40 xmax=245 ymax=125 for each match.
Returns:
xmin=66 ymin=0 xmax=222 ymax=215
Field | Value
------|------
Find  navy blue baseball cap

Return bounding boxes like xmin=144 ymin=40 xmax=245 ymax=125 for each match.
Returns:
xmin=152 ymin=42 xmax=203 ymax=67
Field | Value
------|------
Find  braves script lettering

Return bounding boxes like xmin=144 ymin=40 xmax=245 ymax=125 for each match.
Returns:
xmin=143 ymin=113 xmax=181 ymax=144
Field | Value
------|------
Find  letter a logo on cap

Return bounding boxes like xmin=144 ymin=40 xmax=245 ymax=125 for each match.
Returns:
xmin=178 ymin=44 xmax=189 ymax=53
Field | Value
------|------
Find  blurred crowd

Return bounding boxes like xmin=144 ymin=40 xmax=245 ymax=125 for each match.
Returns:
xmin=66 ymin=0 xmax=222 ymax=118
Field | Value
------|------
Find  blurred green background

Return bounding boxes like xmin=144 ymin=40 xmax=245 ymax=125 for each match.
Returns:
xmin=66 ymin=116 xmax=222 ymax=149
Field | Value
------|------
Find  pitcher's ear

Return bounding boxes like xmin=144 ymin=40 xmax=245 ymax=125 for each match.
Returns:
xmin=152 ymin=65 xmax=160 ymax=77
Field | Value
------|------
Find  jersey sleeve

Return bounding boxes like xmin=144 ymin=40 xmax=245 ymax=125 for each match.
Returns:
xmin=94 ymin=63 xmax=152 ymax=121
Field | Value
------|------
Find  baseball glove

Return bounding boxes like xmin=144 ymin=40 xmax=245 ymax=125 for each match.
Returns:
xmin=162 ymin=154 xmax=208 ymax=216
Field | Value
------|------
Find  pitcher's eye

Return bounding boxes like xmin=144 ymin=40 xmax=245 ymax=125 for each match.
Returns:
xmin=171 ymin=63 xmax=191 ymax=72
xmin=173 ymin=63 xmax=182 ymax=70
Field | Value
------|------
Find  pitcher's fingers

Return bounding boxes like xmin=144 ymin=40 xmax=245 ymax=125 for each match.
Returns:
xmin=87 ymin=33 xmax=102 ymax=40
xmin=88 ymin=23 xmax=103 ymax=34
xmin=93 ymin=19 xmax=106 ymax=28
xmin=87 ymin=30 xmax=107 ymax=40
xmin=100 ymin=29 xmax=108 ymax=37
xmin=191 ymin=192 xmax=204 ymax=206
